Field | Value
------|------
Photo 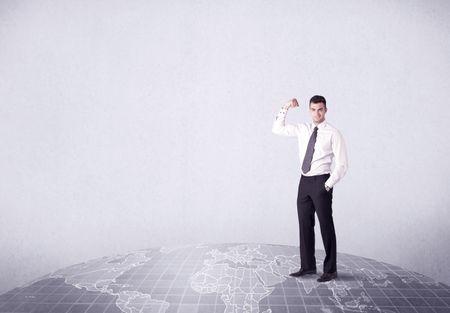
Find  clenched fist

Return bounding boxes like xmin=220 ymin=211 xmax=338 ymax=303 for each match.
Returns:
xmin=283 ymin=98 xmax=299 ymax=110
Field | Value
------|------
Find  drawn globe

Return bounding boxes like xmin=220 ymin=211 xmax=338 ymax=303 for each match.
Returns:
xmin=1 ymin=243 xmax=450 ymax=313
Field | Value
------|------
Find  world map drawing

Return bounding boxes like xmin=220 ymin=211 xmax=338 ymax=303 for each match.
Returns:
xmin=1 ymin=243 xmax=449 ymax=313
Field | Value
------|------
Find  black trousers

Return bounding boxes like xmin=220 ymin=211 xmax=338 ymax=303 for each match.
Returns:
xmin=297 ymin=173 xmax=337 ymax=273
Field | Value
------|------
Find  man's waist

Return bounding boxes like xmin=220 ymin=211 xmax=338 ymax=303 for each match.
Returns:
xmin=301 ymin=173 xmax=330 ymax=179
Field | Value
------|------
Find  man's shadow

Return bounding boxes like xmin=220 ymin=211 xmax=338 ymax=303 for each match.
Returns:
xmin=334 ymin=272 xmax=356 ymax=282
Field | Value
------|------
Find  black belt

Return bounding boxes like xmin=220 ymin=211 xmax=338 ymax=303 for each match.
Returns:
xmin=301 ymin=173 xmax=330 ymax=179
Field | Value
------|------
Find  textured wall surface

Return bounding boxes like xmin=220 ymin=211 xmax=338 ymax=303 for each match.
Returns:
xmin=1 ymin=0 xmax=449 ymax=294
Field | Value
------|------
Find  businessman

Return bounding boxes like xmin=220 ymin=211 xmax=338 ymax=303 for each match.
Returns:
xmin=272 ymin=95 xmax=348 ymax=282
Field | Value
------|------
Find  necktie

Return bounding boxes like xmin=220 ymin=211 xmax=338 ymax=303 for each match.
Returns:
xmin=302 ymin=126 xmax=318 ymax=174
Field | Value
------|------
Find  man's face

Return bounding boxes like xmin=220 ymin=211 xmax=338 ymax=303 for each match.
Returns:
xmin=309 ymin=102 xmax=327 ymax=124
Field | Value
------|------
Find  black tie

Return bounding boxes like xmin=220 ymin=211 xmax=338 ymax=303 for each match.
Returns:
xmin=302 ymin=126 xmax=318 ymax=174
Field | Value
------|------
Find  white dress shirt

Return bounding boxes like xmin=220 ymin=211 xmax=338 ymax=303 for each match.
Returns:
xmin=272 ymin=107 xmax=348 ymax=188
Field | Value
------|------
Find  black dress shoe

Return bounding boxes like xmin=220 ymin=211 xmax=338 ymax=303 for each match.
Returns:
xmin=289 ymin=268 xmax=317 ymax=277
xmin=317 ymin=271 xmax=337 ymax=282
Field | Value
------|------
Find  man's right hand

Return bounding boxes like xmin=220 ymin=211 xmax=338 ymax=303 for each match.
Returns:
xmin=283 ymin=98 xmax=299 ymax=110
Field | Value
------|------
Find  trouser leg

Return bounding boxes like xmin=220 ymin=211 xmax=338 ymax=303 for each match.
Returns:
xmin=297 ymin=178 xmax=316 ymax=270
xmin=313 ymin=176 xmax=337 ymax=273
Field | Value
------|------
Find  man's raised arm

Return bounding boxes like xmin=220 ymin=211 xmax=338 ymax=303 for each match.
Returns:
xmin=272 ymin=98 xmax=300 ymax=137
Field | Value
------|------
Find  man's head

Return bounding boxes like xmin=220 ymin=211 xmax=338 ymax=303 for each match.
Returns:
xmin=309 ymin=95 xmax=327 ymax=124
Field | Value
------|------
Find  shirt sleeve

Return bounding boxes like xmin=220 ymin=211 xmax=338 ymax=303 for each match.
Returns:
xmin=325 ymin=130 xmax=348 ymax=188
xmin=272 ymin=107 xmax=299 ymax=137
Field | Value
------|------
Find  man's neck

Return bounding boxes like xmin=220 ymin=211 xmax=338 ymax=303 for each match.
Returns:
xmin=313 ymin=119 xmax=326 ymax=126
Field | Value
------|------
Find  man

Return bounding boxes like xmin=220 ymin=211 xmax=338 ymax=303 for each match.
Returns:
xmin=272 ymin=95 xmax=348 ymax=282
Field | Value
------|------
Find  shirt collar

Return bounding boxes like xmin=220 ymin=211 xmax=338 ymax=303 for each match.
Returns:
xmin=312 ymin=120 xmax=327 ymax=129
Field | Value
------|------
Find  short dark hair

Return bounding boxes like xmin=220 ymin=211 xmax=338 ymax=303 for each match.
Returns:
xmin=309 ymin=95 xmax=326 ymax=107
